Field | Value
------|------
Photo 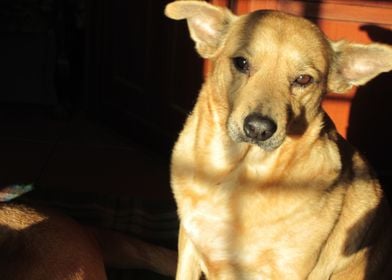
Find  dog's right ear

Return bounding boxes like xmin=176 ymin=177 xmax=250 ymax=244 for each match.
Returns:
xmin=165 ymin=1 xmax=236 ymax=58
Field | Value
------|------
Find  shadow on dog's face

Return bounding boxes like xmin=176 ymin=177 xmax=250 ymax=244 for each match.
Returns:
xmin=223 ymin=11 xmax=331 ymax=151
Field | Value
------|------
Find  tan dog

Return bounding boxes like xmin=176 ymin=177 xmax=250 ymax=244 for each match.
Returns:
xmin=0 ymin=202 xmax=177 ymax=279
xmin=165 ymin=1 xmax=392 ymax=279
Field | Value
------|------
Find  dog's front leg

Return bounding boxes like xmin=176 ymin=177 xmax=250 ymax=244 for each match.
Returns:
xmin=176 ymin=224 xmax=202 ymax=280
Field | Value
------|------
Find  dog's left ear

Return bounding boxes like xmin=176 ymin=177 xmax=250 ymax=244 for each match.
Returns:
xmin=165 ymin=1 xmax=236 ymax=58
xmin=328 ymin=41 xmax=392 ymax=93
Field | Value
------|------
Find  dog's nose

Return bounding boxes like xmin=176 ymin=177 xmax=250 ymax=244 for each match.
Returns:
xmin=244 ymin=114 xmax=277 ymax=141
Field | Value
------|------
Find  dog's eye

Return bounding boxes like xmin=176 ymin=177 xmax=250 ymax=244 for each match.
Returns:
xmin=294 ymin=75 xmax=313 ymax=87
xmin=232 ymin=57 xmax=249 ymax=73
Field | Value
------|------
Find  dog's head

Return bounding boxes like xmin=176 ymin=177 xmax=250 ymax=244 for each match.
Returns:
xmin=165 ymin=1 xmax=392 ymax=151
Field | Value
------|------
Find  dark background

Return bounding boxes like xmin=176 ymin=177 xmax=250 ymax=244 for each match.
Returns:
xmin=1 ymin=1 xmax=198 ymax=278
xmin=0 ymin=0 xmax=202 ymax=193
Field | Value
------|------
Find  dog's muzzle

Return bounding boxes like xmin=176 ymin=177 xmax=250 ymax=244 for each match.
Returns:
xmin=243 ymin=113 xmax=277 ymax=142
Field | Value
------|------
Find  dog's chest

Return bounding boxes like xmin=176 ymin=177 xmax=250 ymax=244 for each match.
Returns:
xmin=182 ymin=195 xmax=233 ymax=259
xmin=181 ymin=188 xmax=319 ymax=279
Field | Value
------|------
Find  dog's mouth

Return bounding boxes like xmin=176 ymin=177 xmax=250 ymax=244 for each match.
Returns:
xmin=227 ymin=114 xmax=286 ymax=151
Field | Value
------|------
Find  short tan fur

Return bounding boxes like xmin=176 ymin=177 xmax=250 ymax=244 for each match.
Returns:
xmin=166 ymin=1 xmax=392 ymax=279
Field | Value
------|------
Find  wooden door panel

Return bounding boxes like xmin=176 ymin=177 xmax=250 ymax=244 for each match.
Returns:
xmin=278 ymin=0 xmax=392 ymax=25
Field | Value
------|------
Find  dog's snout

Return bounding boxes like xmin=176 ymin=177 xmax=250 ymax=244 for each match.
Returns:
xmin=244 ymin=114 xmax=277 ymax=141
